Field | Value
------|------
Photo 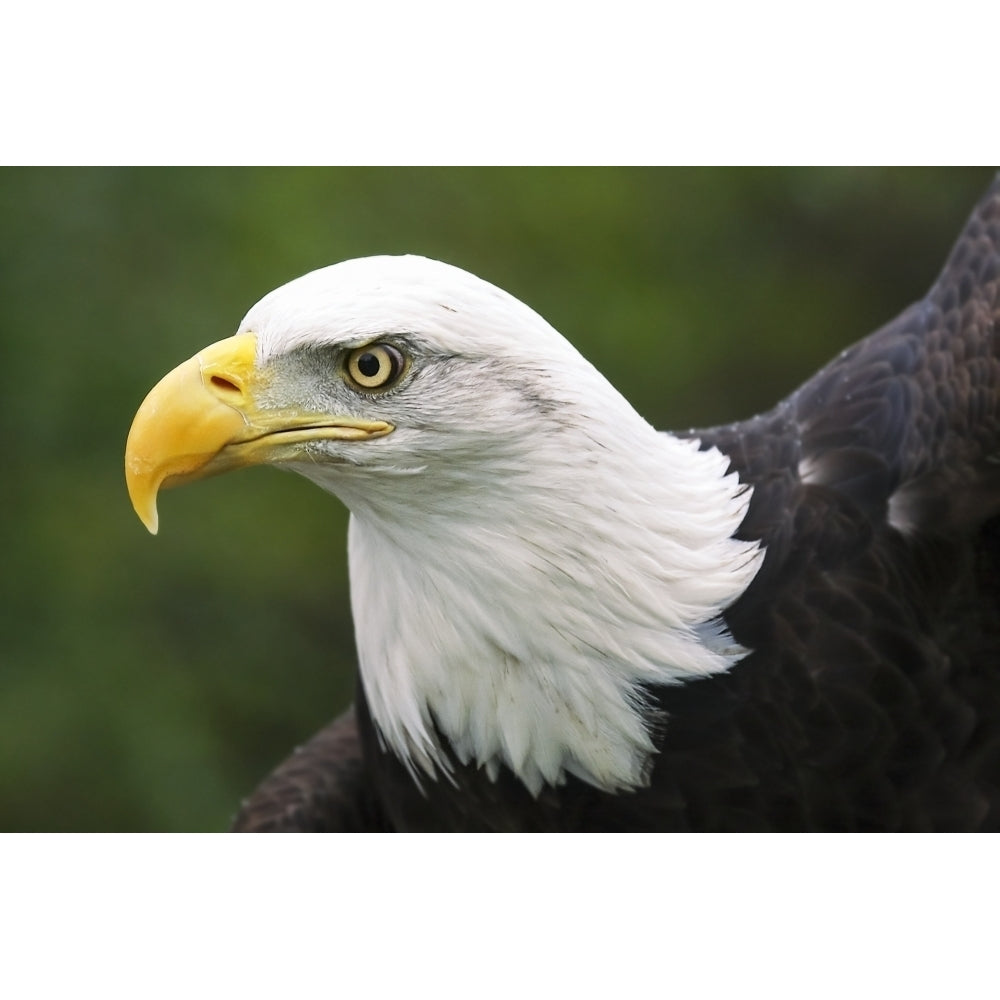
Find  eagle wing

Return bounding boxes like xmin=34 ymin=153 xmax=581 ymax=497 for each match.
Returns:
xmin=709 ymin=175 xmax=1000 ymax=537
xmin=683 ymin=176 xmax=1000 ymax=830
xmin=230 ymin=707 xmax=389 ymax=832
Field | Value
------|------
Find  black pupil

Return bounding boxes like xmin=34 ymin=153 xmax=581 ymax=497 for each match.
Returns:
xmin=358 ymin=352 xmax=382 ymax=378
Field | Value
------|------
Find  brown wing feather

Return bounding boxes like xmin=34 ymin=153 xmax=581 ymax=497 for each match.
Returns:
xmin=230 ymin=708 xmax=390 ymax=832
xmin=787 ymin=175 xmax=1000 ymax=533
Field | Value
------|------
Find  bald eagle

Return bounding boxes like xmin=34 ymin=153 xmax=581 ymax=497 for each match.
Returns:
xmin=126 ymin=178 xmax=1000 ymax=831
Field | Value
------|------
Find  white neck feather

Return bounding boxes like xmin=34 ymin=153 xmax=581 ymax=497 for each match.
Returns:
xmin=321 ymin=419 xmax=761 ymax=796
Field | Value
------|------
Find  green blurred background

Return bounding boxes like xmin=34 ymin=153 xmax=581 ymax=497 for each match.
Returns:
xmin=1 ymin=167 xmax=994 ymax=831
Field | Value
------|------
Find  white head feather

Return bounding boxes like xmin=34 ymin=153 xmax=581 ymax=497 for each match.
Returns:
xmin=240 ymin=255 xmax=763 ymax=794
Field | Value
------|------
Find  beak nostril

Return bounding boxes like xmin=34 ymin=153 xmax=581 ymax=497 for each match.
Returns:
xmin=210 ymin=374 xmax=241 ymax=394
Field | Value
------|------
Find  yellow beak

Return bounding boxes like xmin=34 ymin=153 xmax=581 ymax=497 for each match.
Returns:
xmin=125 ymin=333 xmax=392 ymax=534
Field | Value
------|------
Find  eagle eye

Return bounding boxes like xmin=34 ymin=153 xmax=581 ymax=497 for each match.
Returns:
xmin=345 ymin=343 xmax=406 ymax=391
